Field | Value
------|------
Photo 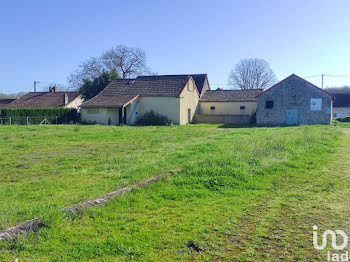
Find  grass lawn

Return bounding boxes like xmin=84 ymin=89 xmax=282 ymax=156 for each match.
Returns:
xmin=0 ymin=124 xmax=350 ymax=261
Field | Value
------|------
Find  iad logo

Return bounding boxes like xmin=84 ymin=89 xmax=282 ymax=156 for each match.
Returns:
xmin=313 ymin=225 xmax=349 ymax=261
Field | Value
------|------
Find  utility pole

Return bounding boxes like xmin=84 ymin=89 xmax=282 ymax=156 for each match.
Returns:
xmin=34 ymin=81 xmax=37 ymax=92
xmin=321 ymin=74 xmax=324 ymax=89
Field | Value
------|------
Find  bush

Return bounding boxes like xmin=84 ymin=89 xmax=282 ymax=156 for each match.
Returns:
xmin=135 ymin=110 xmax=172 ymax=126
xmin=336 ymin=116 xmax=350 ymax=123
xmin=250 ymin=111 xmax=257 ymax=125
xmin=0 ymin=108 xmax=78 ymax=125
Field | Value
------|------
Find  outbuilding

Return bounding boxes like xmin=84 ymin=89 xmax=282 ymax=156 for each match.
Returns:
xmin=80 ymin=74 xmax=209 ymax=125
xmin=256 ymin=74 xmax=333 ymax=126
xmin=332 ymin=93 xmax=350 ymax=118
xmin=197 ymin=89 xmax=262 ymax=124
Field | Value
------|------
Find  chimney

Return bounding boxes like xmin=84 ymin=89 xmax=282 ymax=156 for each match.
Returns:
xmin=49 ymin=86 xmax=52 ymax=92
xmin=52 ymin=85 xmax=58 ymax=92
xmin=63 ymin=93 xmax=69 ymax=105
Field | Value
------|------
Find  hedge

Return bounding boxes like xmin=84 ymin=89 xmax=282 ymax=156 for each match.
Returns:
xmin=0 ymin=108 xmax=78 ymax=125
xmin=336 ymin=116 xmax=350 ymax=123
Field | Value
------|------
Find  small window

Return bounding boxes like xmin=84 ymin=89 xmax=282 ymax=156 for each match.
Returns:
xmin=240 ymin=106 xmax=246 ymax=110
xmin=266 ymin=101 xmax=274 ymax=109
xmin=210 ymin=106 xmax=215 ymax=110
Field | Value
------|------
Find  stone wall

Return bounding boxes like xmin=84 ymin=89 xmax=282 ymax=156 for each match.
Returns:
xmin=256 ymin=75 xmax=333 ymax=126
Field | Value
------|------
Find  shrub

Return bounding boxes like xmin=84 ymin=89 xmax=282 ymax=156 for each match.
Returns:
xmin=250 ymin=111 xmax=257 ymax=125
xmin=336 ymin=116 xmax=350 ymax=123
xmin=135 ymin=110 xmax=172 ymax=126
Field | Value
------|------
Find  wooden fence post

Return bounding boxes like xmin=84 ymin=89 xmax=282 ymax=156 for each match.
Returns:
xmin=9 ymin=116 xmax=11 ymax=126
xmin=27 ymin=116 xmax=29 ymax=126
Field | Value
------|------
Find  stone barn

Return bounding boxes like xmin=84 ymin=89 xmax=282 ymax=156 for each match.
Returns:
xmin=256 ymin=74 xmax=333 ymax=126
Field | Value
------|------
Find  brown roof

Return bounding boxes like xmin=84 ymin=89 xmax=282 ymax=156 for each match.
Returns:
xmin=0 ymin=99 xmax=15 ymax=108
xmin=81 ymin=75 xmax=199 ymax=108
xmin=82 ymin=94 xmax=139 ymax=108
xmin=8 ymin=92 xmax=80 ymax=108
xmin=200 ymin=89 xmax=263 ymax=102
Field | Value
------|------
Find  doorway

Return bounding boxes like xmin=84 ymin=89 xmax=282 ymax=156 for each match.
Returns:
xmin=285 ymin=108 xmax=299 ymax=126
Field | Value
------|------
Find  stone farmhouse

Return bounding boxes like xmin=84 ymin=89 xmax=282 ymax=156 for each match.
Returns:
xmin=256 ymin=74 xmax=333 ymax=126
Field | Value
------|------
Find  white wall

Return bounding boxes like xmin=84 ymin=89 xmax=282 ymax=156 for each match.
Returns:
xmin=65 ymin=96 xmax=84 ymax=110
xmin=126 ymin=97 xmax=180 ymax=125
xmin=333 ymin=107 xmax=350 ymax=118
xmin=179 ymin=79 xmax=200 ymax=124
xmin=81 ymin=107 xmax=119 ymax=125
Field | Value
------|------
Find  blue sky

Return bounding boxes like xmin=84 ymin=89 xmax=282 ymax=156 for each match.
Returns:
xmin=1 ymin=0 xmax=350 ymax=94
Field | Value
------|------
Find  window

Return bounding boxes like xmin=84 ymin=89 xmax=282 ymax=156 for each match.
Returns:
xmin=310 ymin=98 xmax=322 ymax=111
xmin=210 ymin=106 xmax=215 ymax=110
xmin=240 ymin=106 xmax=246 ymax=110
xmin=266 ymin=101 xmax=274 ymax=109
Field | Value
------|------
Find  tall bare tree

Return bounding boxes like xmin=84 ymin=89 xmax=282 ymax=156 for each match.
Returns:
xmin=68 ymin=45 xmax=150 ymax=89
xmin=228 ymin=58 xmax=276 ymax=90
xmin=101 ymin=45 xmax=150 ymax=79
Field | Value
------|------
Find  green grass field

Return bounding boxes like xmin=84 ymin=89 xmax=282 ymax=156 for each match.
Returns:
xmin=0 ymin=124 xmax=350 ymax=261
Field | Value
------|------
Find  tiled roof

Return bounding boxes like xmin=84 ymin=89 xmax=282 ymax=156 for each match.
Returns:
xmin=141 ymin=74 xmax=207 ymax=94
xmin=80 ymin=75 xmax=198 ymax=108
xmin=200 ymin=89 xmax=262 ymax=102
xmin=0 ymin=99 xmax=15 ymax=108
xmin=8 ymin=92 xmax=80 ymax=108
xmin=333 ymin=94 xmax=350 ymax=107
xmin=81 ymin=94 xmax=139 ymax=108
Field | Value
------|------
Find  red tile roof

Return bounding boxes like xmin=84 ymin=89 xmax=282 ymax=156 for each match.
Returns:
xmin=8 ymin=92 xmax=80 ymax=108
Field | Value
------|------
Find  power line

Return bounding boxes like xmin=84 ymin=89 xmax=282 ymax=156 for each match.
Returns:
xmin=324 ymin=75 xmax=350 ymax=78
xmin=303 ymin=75 xmax=322 ymax=79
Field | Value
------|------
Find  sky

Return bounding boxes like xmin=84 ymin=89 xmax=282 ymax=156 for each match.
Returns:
xmin=1 ymin=0 xmax=350 ymax=94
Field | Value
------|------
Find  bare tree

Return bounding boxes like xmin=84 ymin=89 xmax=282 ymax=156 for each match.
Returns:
xmin=324 ymin=86 xmax=350 ymax=94
xmin=228 ymin=58 xmax=276 ymax=90
xmin=68 ymin=45 xmax=150 ymax=89
xmin=101 ymin=45 xmax=150 ymax=79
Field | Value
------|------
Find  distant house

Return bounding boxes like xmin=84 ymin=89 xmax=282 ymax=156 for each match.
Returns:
xmin=80 ymin=74 xmax=209 ymax=125
xmin=256 ymin=74 xmax=333 ymax=126
xmin=0 ymin=99 xmax=15 ymax=108
xmin=196 ymin=89 xmax=262 ymax=124
xmin=7 ymin=86 xmax=82 ymax=109
xmin=332 ymin=94 xmax=350 ymax=118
